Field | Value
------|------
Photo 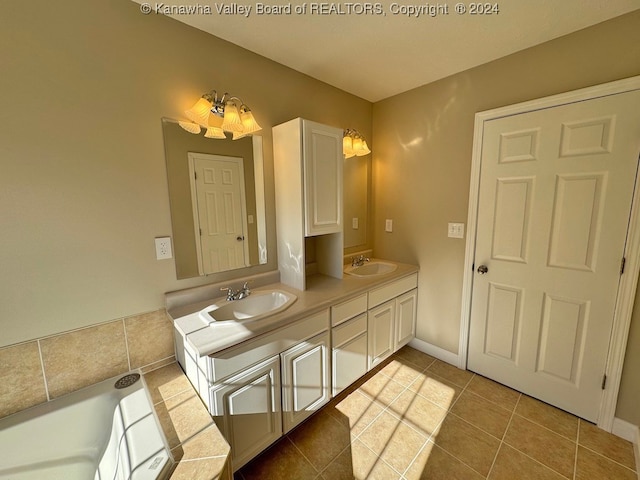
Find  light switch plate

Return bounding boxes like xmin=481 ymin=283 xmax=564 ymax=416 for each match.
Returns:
xmin=155 ymin=237 xmax=173 ymax=260
xmin=385 ymin=219 xmax=393 ymax=232
xmin=352 ymin=217 xmax=359 ymax=229
xmin=448 ymin=223 xmax=465 ymax=239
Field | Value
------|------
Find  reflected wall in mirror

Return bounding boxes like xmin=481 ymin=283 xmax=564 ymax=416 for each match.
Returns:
xmin=344 ymin=155 xmax=369 ymax=248
xmin=162 ymin=118 xmax=267 ymax=279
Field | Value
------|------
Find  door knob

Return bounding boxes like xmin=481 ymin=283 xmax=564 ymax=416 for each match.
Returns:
xmin=477 ymin=265 xmax=489 ymax=275
xmin=236 ymin=236 xmax=245 ymax=241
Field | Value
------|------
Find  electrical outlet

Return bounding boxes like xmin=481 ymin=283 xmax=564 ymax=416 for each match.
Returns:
xmin=155 ymin=237 xmax=172 ymax=260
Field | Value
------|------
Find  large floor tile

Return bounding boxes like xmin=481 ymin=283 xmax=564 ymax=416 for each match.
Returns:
xmin=326 ymin=390 xmax=384 ymax=438
xmin=320 ymin=439 xmax=401 ymax=480
xmin=488 ymin=444 xmax=567 ymax=480
xmin=465 ymin=374 xmax=520 ymax=411
xmin=405 ymin=441 xmax=485 ymax=480
xmin=503 ymin=414 xmax=576 ymax=478
xmin=239 ymin=437 xmax=317 ymax=480
xmin=426 ymin=360 xmax=474 ymax=388
xmin=431 ymin=414 xmax=501 ymax=477
xmin=287 ymin=409 xmax=352 ymax=472
xmin=450 ymin=390 xmax=512 ymax=438
xmin=357 ymin=371 xmax=406 ymax=406
xmin=407 ymin=372 xmax=463 ymax=411
xmin=378 ymin=358 xmax=426 ymax=387
xmin=388 ymin=389 xmax=448 ymax=437
xmin=394 ymin=346 xmax=437 ymax=370
xmin=578 ymin=420 xmax=636 ymax=470
xmin=358 ymin=410 xmax=427 ymax=473
xmin=575 ymin=445 xmax=637 ymax=480
xmin=514 ymin=394 xmax=578 ymax=441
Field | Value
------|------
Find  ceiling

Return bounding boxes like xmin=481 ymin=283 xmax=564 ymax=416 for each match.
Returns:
xmin=137 ymin=1 xmax=639 ymax=102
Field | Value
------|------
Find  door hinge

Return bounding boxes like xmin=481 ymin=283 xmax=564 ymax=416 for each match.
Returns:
xmin=620 ymin=257 xmax=626 ymax=275
xmin=199 ymin=228 xmax=202 ymax=236
xmin=194 ymin=171 xmax=197 ymax=180
xmin=601 ymin=374 xmax=607 ymax=390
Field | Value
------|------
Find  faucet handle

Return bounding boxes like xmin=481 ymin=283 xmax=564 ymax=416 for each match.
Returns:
xmin=220 ymin=286 xmax=236 ymax=300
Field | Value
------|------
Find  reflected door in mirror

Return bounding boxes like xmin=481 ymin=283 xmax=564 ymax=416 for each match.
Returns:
xmin=189 ymin=153 xmax=249 ymax=274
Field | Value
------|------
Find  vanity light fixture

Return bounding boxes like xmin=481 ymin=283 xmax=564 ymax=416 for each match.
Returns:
xmin=343 ymin=129 xmax=371 ymax=158
xmin=179 ymin=90 xmax=262 ymax=140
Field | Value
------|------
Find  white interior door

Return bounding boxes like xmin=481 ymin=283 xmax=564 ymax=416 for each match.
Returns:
xmin=468 ymin=90 xmax=640 ymax=422
xmin=189 ymin=153 xmax=248 ymax=275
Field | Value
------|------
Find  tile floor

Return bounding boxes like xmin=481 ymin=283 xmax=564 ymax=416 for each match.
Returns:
xmin=234 ymin=346 xmax=638 ymax=480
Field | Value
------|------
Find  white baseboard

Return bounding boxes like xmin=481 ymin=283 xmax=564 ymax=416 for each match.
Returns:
xmin=612 ymin=417 xmax=639 ymax=476
xmin=408 ymin=338 xmax=459 ymax=367
xmin=613 ymin=417 xmax=639 ymax=444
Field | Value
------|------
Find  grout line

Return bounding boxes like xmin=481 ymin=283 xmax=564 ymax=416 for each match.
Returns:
xmin=487 ymin=393 xmax=521 ymax=479
xmin=578 ymin=443 xmax=639 ymax=474
xmin=36 ymin=339 xmax=50 ymax=402
xmin=122 ymin=318 xmax=132 ymax=372
xmin=283 ymin=434 xmax=320 ymax=475
xmin=574 ymin=420 xmax=580 ymax=480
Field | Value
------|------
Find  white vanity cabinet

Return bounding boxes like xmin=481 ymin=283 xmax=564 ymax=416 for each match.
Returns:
xmin=273 ymin=118 xmax=344 ymax=290
xmin=209 ymin=355 xmax=282 ymax=470
xmin=330 ymin=293 xmax=369 ymax=396
xmin=178 ymin=308 xmax=331 ymax=471
xmin=367 ymin=274 xmax=418 ymax=369
xmin=172 ymin=269 xmax=419 ymax=471
xmin=281 ymin=331 xmax=331 ymax=433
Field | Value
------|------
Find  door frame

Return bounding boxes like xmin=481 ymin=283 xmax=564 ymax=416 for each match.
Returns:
xmin=459 ymin=75 xmax=640 ymax=431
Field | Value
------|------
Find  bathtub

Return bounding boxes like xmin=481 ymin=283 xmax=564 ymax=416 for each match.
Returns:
xmin=0 ymin=372 xmax=173 ymax=480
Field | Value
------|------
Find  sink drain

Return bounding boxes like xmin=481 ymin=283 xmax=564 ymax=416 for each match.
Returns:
xmin=114 ymin=373 xmax=141 ymax=389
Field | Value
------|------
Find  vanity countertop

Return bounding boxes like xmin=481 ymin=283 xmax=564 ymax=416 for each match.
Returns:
xmin=168 ymin=260 xmax=419 ymax=357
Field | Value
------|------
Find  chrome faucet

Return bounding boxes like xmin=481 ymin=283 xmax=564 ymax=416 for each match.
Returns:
xmin=351 ymin=255 xmax=370 ymax=267
xmin=220 ymin=281 xmax=251 ymax=301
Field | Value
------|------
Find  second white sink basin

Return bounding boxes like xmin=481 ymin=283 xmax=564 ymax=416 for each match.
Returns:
xmin=344 ymin=261 xmax=397 ymax=277
xmin=199 ymin=290 xmax=297 ymax=323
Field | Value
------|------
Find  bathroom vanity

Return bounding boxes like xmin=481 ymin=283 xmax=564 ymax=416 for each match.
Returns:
xmin=169 ymin=262 xmax=418 ymax=471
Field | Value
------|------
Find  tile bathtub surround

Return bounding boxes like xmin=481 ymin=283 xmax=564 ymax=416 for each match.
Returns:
xmin=234 ymin=346 xmax=639 ymax=480
xmin=0 ymin=341 xmax=48 ymax=418
xmin=0 ymin=308 xmax=176 ymax=418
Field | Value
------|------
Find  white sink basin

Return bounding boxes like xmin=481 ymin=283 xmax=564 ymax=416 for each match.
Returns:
xmin=199 ymin=290 xmax=297 ymax=323
xmin=344 ymin=261 xmax=397 ymax=277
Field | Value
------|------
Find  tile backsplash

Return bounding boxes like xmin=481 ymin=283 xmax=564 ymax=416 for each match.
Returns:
xmin=0 ymin=308 xmax=175 ymax=418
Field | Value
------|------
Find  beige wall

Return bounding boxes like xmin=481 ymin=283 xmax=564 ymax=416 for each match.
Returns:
xmin=372 ymin=11 xmax=640 ymax=425
xmin=0 ymin=1 xmax=371 ymax=346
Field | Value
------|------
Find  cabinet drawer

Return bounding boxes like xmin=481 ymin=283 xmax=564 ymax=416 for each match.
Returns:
xmin=331 ymin=293 xmax=367 ymax=327
xmin=207 ymin=309 xmax=330 ymax=384
xmin=332 ymin=313 xmax=367 ymax=347
xmin=368 ymin=273 xmax=418 ymax=308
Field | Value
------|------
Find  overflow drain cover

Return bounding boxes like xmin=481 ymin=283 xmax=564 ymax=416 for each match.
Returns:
xmin=114 ymin=373 xmax=141 ymax=389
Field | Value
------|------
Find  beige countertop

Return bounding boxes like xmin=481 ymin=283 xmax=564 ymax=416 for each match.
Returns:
xmin=168 ymin=260 xmax=419 ymax=357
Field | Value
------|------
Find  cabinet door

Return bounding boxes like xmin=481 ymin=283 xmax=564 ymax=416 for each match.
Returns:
xmin=303 ymin=120 xmax=343 ymax=236
xmin=210 ymin=355 xmax=282 ymax=471
xmin=281 ymin=331 xmax=331 ymax=433
xmin=368 ymin=300 xmax=395 ymax=369
xmin=395 ymin=289 xmax=418 ymax=350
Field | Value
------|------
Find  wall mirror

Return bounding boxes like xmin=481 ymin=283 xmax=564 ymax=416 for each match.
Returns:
xmin=162 ymin=118 xmax=267 ymax=279
xmin=343 ymin=155 xmax=369 ymax=249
